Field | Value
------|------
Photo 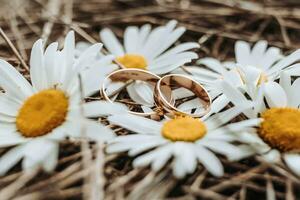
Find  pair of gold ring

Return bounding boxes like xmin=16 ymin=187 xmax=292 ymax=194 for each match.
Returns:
xmin=101 ymin=68 xmax=211 ymax=118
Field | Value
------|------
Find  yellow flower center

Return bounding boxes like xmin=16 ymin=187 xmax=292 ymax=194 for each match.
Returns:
xmin=259 ymin=108 xmax=300 ymax=152
xmin=162 ymin=116 xmax=207 ymax=142
xmin=116 ymin=54 xmax=147 ymax=70
xmin=16 ymin=89 xmax=69 ymax=137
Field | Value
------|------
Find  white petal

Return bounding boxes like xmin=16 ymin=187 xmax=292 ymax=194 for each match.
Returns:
xmin=22 ymin=139 xmax=58 ymax=172
xmin=100 ymin=28 xmax=124 ymax=56
xmin=186 ymin=67 xmax=220 ymax=82
xmin=133 ymin=150 xmax=159 ymax=168
xmin=141 ymin=106 xmax=154 ymax=113
xmin=52 ymin=51 xmax=65 ymax=89
xmin=217 ymin=80 xmax=255 ymax=118
xmin=150 ymin=52 xmax=198 ymax=68
xmin=83 ymin=101 xmax=128 ymax=117
xmin=264 ymin=81 xmax=287 ymax=107
xmin=81 ymin=63 xmax=118 ymax=97
xmin=141 ymin=26 xmax=165 ymax=58
xmin=105 ymin=81 xmax=126 ymax=97
xmin=165 ymin=20 xmax=178 ymax=30
xmin=261 ymin=47 xmax=281 ymax=70
xmin=131 ymin=81 xmax=154 ymax=106
xmin=42 ymin=147 xmax=58 ymax=172
xmin=177 ymin=98 xmax=204 ymax=112
xmin=0 ymin=145 xmax=25 ymax=175
xmin=237 ymin=132 xmax=270 ymax=154
xmin=126 ymin=83 xmax=154 ymax=106
xmin=151 ymin=144 xmax=173 ymax=171
xmin=83 ymin=120 xmax=116 ymax=142
xmin=261 ymin=149 xmax=280 ymax=163
xmin=224 ymin=118 xmax=262 ymax=131
xmin=63 ymin=31 xmax=75 ymax=70
xmin=239 ymin=65 xmax=261 ymax=85
xmin=283 ymin=153 xmax=300 ymax=176
xmin=202 ymin=129 xmax=236 ymax=142
xmin=0 ymin=94 xmax=20 ymax=116
xmin=251 ymin=40 xmax=268 ymax=63
xmin=217 ymin=80 xmax=250 ymax=106
xmin=150 ymin=57 xmax=197 ymax=75
xmin=65 ymin=43 xmax=103 ymax=92
xmin=0 ymin=131 xmax=27 ymax=147
xmin=137 ymin=24 xmax=151 ymax=50
xmin=0 ymin=122 xmax=16 ymax=132
xmin=173 ymin=143 xmax=197 ymax=175
xmin=151 ymin=27 xmax=185 ymax=59
xmin=74 ymin=43 xmax=103 ymax=71
xmin=268 ymin=49 xmax=300 ymax=75
xmin=155 ymin=42 xmax=199 ymax=61
xmin=0 ymin=114 xmax=16 ymax=123
xmin=44 ymin=42 xmax=59 ymax=87
xmin=209 ymin=94 xmax=229 ymax=114
xmin=128 ymin=138 xmax=167 ymax=156
xmin=110 ymin=134 xmax=158 ymax=144
xmin=235 ymin=41 xmax=251 ymax=65
xmin=108 ymin=114 xmax=162 ymax=135
xmin=205 ymin=104 xmax=252 ymax=130
xmin=194 ymin=145 xmax=224 ymax=177
xmin=30 ymin=39 xmax=47 ymax=91
xmin=173 ymin=155 xmax=187 ymax=178
xmin=172 ymin=88 xmax=194 ymax=100
xmin=290 ymin=78 xmax=300 ymax=107
xmin=107 ymin=140 xmax=143 ymax=154
xmin=279 ymin=71 xmax=292 ymax=95
xmin=222 ymin=70 xmax=243 ymax=87
xmin=23 ymin=139 xmax=56 ymax=162
xmin=197 ymin=57 xmax=227 ymax=74
xmin=0 ymin=60 xmax=33 ymax=100
xmin=75 ymin=41 xmax=91 ymax=54
xmin=47 ymin=123 xmax=69 ymax=140
xmin=284 ymin=63 xmax=300 ymax=76
xmin=124 ymin=26 xmax=139 ymax=53
xmin=202 ymin=141 xmax=254 ymax=161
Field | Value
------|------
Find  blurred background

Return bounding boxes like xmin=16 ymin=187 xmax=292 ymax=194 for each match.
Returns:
xmin=2 ymin=0 xmax=300 ymax=65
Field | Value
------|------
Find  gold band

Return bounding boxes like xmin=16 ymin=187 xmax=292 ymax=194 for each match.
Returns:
xmin=154 ymin=74 xmax=211 ymax=118
xmin=101 ymin=68 xmax=160 ymax=116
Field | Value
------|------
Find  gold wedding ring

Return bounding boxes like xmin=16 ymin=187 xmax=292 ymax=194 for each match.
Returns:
xmin=101 ymin=68 xmax=160 ymax=116
xmin=154 ymin=74 xmax=211 ymax=118
xmin=102 ymin=69 xmax=211 ymax=118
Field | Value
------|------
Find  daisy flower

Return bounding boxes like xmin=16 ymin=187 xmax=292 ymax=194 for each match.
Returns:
xmin=0 ymin=31 xmax=127 ymax=175
xmin=107 ymin=106 xmax=257 ymax=178
xmin=176 ymin=40 xmax=300 ymax=115
xmin=100 ymin=20 xmax=199 ymax=74
xmin=100 ymin=20 xmax=199 ymax=107
xmin=218 ymin=72 xmax=300 ymax=176
xmin=191 ymin=40 xmax=300 ymax=84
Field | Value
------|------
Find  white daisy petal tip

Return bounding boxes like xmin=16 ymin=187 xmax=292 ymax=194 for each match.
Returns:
xmin=261 ymin=149 xmax=281 ymax=163
xmin=227 ymin=145 xmax=256 ymax=161
xmin=284 ymin=154 xmax=300 ymax=176
xmin=167 ymin=19 xmax=178 ymax=27
xmin=66 ymin=30 xmax=75 ymax=40
xmin=32 ymin=39 xmax=44 ymax=50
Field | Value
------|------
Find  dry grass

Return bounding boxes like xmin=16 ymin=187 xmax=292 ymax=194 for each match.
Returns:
xmin=0 ymin=0 xmax=300 ymax=199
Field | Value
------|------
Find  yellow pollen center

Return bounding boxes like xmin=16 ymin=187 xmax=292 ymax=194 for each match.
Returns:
xmin=116 ymin=54 xmax=147 ymax=70
xmin=162 ymin=116 xmax=207 ymax=142
xmin=16 ymin=89 xmax=69 ymax=137
xmin=259 ymin=107 xmax=300 ymax=152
